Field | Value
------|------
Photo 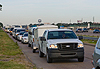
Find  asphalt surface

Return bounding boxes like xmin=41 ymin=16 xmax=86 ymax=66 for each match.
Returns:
xmin=7 ymin=33 xmax=95 ymax=69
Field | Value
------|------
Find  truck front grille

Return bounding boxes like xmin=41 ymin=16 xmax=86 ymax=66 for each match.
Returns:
xmin=57 ymin=43 xmax=78 ymax=50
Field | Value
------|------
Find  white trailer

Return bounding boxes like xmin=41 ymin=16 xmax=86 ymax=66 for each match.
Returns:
xmin=32 ymin=25 xmax=58 ymax=53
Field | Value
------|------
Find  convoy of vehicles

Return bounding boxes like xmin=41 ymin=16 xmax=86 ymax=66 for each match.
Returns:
xmin=4 ymin=24 xmax=100 ymax=66
xmin=27 ymin=24 xmax=84 ymax=63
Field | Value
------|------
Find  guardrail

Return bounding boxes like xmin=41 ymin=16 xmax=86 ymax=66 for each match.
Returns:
xmin=83 ymin=37 xmax=98 ymax=40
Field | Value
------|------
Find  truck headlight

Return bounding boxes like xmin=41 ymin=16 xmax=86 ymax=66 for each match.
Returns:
xmin=20 ymin=36 xmax=22 ymax=38
xmin=16 ymin=34 xmax=19 ymax=35
xmin=78 ymin=43 xmax=84 ymax=48
xmin=49 ymin=44 xmax=58 ymax=48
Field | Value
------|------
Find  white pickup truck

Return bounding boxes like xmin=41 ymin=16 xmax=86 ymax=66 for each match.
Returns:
xmin=39 ymin=29 xmax=84 ymax=63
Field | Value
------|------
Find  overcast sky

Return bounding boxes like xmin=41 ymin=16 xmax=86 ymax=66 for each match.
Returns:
xmin=0 ymin=0 xmax=100 ymax=26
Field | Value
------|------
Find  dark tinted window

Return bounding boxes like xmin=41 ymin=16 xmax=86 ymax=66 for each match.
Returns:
xmin=17 ymin=29 xmax=25 ymax=32
xmin=23 ymin=33 xmax=28 ymax=36
xmin=19 ymin=32 xmax=25 ymax=35
xmin=11 ymin=28 xmax=14 ymax=31
xmin=83 ymin=28 xmax=87 ymax=30
xmin=78 ymin=28 xmax=82 ymax=30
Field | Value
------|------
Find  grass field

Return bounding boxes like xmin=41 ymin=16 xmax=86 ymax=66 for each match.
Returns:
xmin=77 ymin=34 xmax=99 ymax=38
xmin=0 ymin=29 xmax=36 ymax=69
xmin=81 ymin=39 xmax=97 ymax=45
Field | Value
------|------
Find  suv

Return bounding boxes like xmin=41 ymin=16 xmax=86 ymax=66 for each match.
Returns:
xmin=82 ymin=28 xmax=88 ymax=32
xmin=93 ymin=29 xmax=100 ymax=33
xmin=92 ymin=37 xmax=100 ymax=69
xmin=39 ymin=29 xmax=84 ymax=63
xmin=76 ymin=28 xmax=83 ymax=33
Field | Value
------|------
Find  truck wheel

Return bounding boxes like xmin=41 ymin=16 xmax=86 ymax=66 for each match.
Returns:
xmin=78 ymin=57 xmax=84 ymax=62
xmin=47 ymin=52 xmax=52 ymax=63
xmin=32 ymin=49 xmax=36 ymax=53
xmin=39 ymin=50 xmax=44 ymax=57
xmin=28 ymin=43 xmax=31 ymax=47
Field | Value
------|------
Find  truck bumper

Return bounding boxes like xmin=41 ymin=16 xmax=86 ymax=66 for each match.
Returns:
xmin=48 ymin=48 xmax=84 ymax=58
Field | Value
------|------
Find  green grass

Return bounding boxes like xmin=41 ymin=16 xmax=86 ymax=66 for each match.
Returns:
xmin=77 ymin=34 xmax=99 ymax=38
xmin=0 ymin=29 xmax=35 ymax=69
xmin=0 ymin=30 xmax=22 ymax=55
xmin=0 ymin=61 xmax=26 ymax=69
xmin=81 ymin=39 xmax=97 ymax=45
xmin=77 ymin=34 xmax=98 ymax=45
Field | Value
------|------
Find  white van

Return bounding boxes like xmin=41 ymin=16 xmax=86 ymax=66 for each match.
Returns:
xmin=32 ymin=25 xmax=58 ymax=53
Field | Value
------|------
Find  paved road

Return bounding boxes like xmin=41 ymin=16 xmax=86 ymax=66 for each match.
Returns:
xmin=8 ymin=33 xmax=95 ymax=69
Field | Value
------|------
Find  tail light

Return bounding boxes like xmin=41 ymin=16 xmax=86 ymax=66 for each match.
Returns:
xmin=33 ymin=38 xmax=34 ymax=42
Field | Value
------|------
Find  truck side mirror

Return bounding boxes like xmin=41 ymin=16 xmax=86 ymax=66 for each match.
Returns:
xmin=78 ymin=36 xmax=83 ymax=40
xmin=40 ymin=37 xmax=46 ymax=41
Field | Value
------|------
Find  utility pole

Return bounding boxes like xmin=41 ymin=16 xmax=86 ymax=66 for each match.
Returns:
xmin=81 ymin=18 xmax=83 ymax=23
xmin=93 ymin=16 xmax=94 ymax=23
xmin=70 ymin=19 xmax=71 ymax=23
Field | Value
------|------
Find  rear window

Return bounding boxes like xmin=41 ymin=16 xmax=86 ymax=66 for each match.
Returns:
xmin=17 ymin=29 xmax=25 ymax=32
xmin=78 ymin=29 xmax=82 ymax=30
xmin=24 ymin=34 xmax=28 ymax=36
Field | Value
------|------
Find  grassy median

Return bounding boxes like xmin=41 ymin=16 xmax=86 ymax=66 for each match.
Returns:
xmin=81 ymin=39 xmax=97 ymax=45
xmin=0 ymin=29 xmax=36 ymax=69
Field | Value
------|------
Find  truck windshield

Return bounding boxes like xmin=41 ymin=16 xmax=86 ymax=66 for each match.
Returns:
xmin=47 ymin=31 xmax=77 ymax=39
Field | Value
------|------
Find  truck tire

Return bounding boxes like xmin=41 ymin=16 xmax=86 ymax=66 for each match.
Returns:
xmin=47 ymin=51 xmax=52 ymax=63
xmin=39 ymin=50 xmax=44 ymax=57
xmin=28 ymin=43 xmax=31 ymax=47
xmin=78 ymin=57 xmax=84 ymax=62
xmin=32 ymin=49 xmax=36 ymax=53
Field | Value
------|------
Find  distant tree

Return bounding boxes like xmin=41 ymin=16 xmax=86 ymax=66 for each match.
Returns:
xmin=51 ymin=23 xmax=55 ymax=25
xmin=29 ymin=24 xmax=32 ymax=27
xmin=0 ymin=22 xmax=3 ymax=27
xmin=56 ymin=23 xmax=62 ymax=28
xmin=0 ymin=4 xmax=2 ymax=11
